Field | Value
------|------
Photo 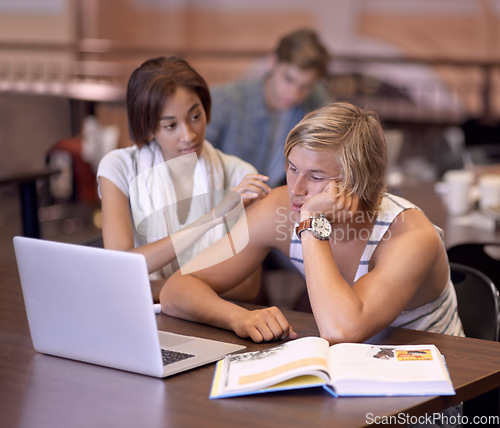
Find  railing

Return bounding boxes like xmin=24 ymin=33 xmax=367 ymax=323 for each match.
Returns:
xmin=1 ymin=40 xmax=500 ymax=126
xmin=328 ymin=54 xmax=500 ymax=126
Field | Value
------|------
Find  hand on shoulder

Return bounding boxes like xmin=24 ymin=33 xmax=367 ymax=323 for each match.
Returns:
xmin=232 ymin=174 xmax=271 ymax=207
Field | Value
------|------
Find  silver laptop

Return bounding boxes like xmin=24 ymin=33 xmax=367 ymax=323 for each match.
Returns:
xmin=13 ymin=236 xmax=245 ymax=378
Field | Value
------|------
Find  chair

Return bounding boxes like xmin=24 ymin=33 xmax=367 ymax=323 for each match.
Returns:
xmin=447 ymin=242 xmax=500 ymax=293
xmin=450 ymin=262 xmax=500 ymax=341
xmin=80 ymin=234 xmax=104 ymax=248
xmin=450 ymin=262 xmax=500 ymax=425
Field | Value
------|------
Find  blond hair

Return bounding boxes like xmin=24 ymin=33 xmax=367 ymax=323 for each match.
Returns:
xmin=284 ymin=102 xmax=387 ymax=213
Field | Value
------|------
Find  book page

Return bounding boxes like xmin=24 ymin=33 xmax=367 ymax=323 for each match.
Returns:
xmin=327 ymin=344 xmax=454 ymax=396
xmin=219 ymin=337 xmax=330 ymax=394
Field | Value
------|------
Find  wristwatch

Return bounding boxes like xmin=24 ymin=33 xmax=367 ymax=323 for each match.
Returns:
xmin=295 ymin=215 xmax=332 ymax=241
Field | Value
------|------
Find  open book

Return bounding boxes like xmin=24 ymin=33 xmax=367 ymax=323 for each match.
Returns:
xmin=210 ymin=337 xmax=455 ymax=398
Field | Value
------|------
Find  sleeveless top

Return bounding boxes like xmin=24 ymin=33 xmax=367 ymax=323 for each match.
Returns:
xmin=289 ymin=193 xmax=464 ymax=337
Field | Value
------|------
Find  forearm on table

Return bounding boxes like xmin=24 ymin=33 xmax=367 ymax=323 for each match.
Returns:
xmin=160 ymin=272 xmax=248 ymax=332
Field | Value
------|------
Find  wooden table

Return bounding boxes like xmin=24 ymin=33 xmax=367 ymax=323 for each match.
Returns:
xmin=0 ymin=261 xmax=499 ymax=428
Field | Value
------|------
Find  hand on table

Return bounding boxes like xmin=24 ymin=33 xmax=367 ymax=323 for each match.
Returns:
xmin=232 ymin=306 xmax=297 ymax=343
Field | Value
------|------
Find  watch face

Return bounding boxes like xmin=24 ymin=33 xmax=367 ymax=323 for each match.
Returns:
xmin=312 ymin=216 xmax=332 ymax=239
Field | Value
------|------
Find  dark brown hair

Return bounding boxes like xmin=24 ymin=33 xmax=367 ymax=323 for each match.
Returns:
xmin=126 ymin=56 xmax=211 ymax=146
xmin=276 ymin=29 xmax=329 ymax=77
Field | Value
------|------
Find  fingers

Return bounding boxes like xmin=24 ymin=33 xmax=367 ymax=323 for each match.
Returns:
xmin=233 ymin=174 xmax=271 ymax=200
xmin=317 ymin=182 xmax=360 ymax=223
xmin=288 ymin=326 xmax=298 ymax=340
xmin=237 ymin=307 xmax=296 ymax=343
xmin=251 ymin=307 xmax=293 ymax=342
xmin=244 ymin=173 xmax=270 ymax=185
xmin=253 ymin=307 xmax=289 ymax=342
xmin=332 ymin=190 xmax=360 ymax=223
xmin=246 ymin=174 xmax=272 ymax=193
xmin=245 ymin=181 xmax=271 ymax=196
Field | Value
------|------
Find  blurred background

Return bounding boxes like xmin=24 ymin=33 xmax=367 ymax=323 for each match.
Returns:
xmin=2 ymin=0 xmax=500 ymax=271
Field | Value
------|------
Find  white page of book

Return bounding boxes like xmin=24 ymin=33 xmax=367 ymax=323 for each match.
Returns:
xmin=221 ymin=337 xmax=330 ymax=392
xmin=327 ymin=343 xmax=453 ymax=396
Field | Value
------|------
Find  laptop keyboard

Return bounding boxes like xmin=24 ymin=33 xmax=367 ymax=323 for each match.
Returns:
xmin=161 ymin=349 xmax=195 ymax=366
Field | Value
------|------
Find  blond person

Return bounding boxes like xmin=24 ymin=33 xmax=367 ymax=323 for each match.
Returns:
xmin=161 ymin=102 xmax=464 ymax=345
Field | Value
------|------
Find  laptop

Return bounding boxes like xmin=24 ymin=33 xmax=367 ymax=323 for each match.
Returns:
xmin=13 ymin=236 xmax=245 ymax=378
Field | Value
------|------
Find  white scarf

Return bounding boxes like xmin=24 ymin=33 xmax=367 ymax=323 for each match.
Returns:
xmin=129 ymin=140 xmax=227 ymax=279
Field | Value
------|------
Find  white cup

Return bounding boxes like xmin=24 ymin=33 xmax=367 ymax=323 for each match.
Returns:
xmin=443 ymin=170 xmax=474 ymax=216
xmin=478 ymin=174 xmax=500 ymax=210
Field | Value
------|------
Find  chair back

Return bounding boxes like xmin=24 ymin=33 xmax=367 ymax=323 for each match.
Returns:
xmin=447 ymin=242 xmax=500 ymax=293
xmin=450 ymin=262 xmax=500 ymax=341
xmin=80 ymin=234 xmax=104 ymax=248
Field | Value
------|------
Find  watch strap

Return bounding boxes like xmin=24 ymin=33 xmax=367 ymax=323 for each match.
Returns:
xmin=296 ymin=217 xmax=313 ymax=240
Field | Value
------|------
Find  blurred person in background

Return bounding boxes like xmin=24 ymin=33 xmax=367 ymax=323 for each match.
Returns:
xmin=206 ymin=28 xmax=332 ymax=188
